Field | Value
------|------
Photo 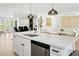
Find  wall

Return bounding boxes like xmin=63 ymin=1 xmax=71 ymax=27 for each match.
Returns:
xmin=1 ymin=3 xmax=79 ymax=15
xmin=16 ymin=3 xmax=79 ymax=28
xmin=0 ymin=3 xmax=79 ymax=28
xmin=54 ymin=3 xmax=79 ymax=14
xmin=60 ymin=16 xmax=79 ymax=28
xmin=0 ymin=3 xmax=52 ymax=27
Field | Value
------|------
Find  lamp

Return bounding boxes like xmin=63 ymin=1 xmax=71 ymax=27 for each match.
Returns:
xmin=27 ymin=1 xmax=34 ymax=19
xmin=27 ymin=13 xmax=34 ymax=19
xmin=48 ymin=3 xmax=58 ymax=15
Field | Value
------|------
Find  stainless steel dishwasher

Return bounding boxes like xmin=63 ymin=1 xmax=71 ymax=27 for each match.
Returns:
xmin=31 ymin=40 xmax=50 ymax=56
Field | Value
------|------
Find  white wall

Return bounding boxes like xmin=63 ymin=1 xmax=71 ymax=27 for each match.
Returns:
xmin=54 ymin=3 xmax=79 ymax=14
xmin=0 ymin=3 xmax=52 ymax=27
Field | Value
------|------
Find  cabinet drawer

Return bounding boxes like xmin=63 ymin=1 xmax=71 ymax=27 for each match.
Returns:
xmin=13 ymin=35 xmax=30 ymax=43
xmin=50 ymin=46 xmax=63 ymax=56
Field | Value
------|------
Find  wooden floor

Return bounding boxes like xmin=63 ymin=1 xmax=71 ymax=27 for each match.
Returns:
xmin=0 ymin=33 xmax=15 ymax=56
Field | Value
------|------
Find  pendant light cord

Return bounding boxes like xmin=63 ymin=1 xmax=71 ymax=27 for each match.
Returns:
xmin=48 ymin=3 xmax=58 ymax=15
xmin=52 ymin=3 xmax=54 ymax=9
xmin=30 ymin=0 xmax=31 ymax=14
xmin=27 ymin=0 xmax=34 ymax=19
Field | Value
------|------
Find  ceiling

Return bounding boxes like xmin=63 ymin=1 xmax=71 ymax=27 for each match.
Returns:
xmin=0 ymin=3 xmax=79 ymax=17
xmin=0 ymin=3 xmax=52 ymax=17
xmin=0 ymin=3 xmax=27 ymax=9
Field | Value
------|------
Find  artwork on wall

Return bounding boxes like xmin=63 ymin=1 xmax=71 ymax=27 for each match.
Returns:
xmin=46 ymin=17 xmax=52 ymax=27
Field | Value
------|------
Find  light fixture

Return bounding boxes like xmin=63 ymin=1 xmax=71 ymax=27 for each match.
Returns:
xmin=27 ymin=13 xmax=34 ymax=19
xmin=48 ymin=3 xmax=58 ymax=15
xmin=27 ymin=0 xmax=34 ymax=19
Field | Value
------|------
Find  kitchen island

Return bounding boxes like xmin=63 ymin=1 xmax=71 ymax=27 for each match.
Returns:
xmin=13 ymin=31 xmax=78 ymax=56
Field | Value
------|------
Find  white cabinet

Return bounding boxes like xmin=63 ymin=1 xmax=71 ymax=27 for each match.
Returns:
xmin=50 ymin=46 xmax=63 ymax=56
xmin=13 ymin=35 xmax=31 ymax=56
xmin=50 ymin=44 xmax=74 ymax=56
xmin=13 ymin=39 xmax=24 ymax=56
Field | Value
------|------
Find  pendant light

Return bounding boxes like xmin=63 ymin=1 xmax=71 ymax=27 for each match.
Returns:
xmin=48 ymin=3 xmax=58 ymax=15
xmin=27 ymin=0 xmax=34 ymax=19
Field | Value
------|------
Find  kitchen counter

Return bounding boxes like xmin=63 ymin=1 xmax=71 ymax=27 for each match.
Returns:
xmin=13 ymin=31 xmax=78 ymax=49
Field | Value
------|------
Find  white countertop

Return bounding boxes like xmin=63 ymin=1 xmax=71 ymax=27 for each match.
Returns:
xmin=13 ymin=31 xmax=78 ymax=49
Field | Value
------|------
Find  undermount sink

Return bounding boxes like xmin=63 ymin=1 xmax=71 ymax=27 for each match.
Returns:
xmin=23 ymin=34 xmax=38 ymax=37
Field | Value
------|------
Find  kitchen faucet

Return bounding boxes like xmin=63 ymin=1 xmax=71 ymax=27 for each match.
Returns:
xmin=34 ymin=25 xmax=37 ymax=34
xmin=29 ymin=23 xmax=37 ymax=34
xmin=29 ymin=28 xmax=31 ymax=32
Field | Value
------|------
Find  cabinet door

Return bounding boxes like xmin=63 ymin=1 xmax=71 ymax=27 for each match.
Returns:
xmin=23 ymin=40 xmax=31 ymax=56
xmin=13 ymin=38 xmax=24 ymax=56
xmin=13 ymin=35 xmax=31 ymax=56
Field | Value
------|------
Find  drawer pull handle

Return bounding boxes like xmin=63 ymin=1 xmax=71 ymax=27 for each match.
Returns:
xmin=52 ymin=49 xmax=59 ymax=53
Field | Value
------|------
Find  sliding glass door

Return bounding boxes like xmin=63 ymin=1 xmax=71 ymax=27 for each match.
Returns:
xmin=0 ymin=17 xmax=16 ymax=33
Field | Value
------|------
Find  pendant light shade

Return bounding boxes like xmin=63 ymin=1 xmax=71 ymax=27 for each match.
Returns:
xmin=27 ymin=1 xmax=34 ymax=19
xmin=48 ymin=4 xmax=58 ymax=15
xmin=48 ymin=8 xmax=58 ymax=15
xmin=27 ymin=14 xmax=34 ymax=19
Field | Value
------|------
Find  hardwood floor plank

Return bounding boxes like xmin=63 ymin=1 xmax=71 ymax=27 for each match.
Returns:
xmin=0 ymin=33 xmax=16 ymax=56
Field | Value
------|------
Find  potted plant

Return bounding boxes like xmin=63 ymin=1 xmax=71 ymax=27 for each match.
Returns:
xmin=60 ymin=28 xmax=64 ymax=32
xmin=38 ymin=16 xmax=43 ymax=32
xmin=59 ymin=28 xmax=64 ymax=35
